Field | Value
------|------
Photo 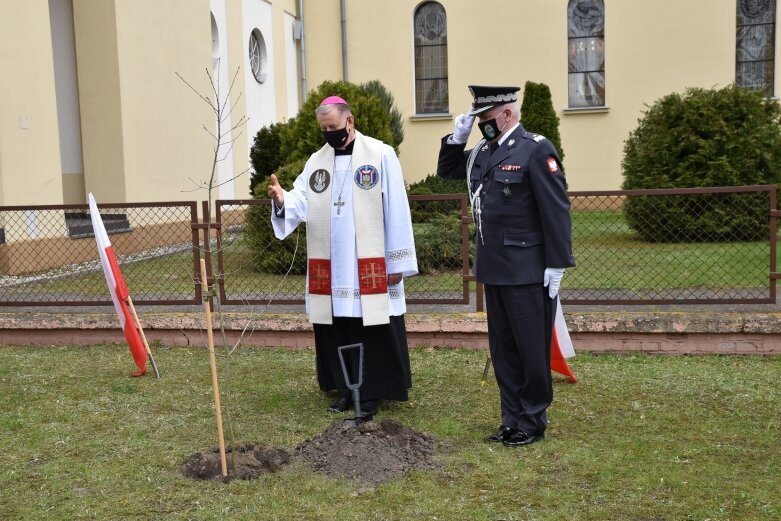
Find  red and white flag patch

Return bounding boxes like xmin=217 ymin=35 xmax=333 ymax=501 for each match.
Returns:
xmin=547 ymin=157 xmax=559 ymax=173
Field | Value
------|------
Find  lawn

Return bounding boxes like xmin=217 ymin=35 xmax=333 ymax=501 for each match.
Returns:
xmin=1 ymin=345 xmax=779 ymax=520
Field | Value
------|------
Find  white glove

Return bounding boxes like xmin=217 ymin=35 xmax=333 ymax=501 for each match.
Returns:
xmin=543 ymin=268 xmax=565 ymax=299
xmin=451 ymin=114 xmax=475 ymax=144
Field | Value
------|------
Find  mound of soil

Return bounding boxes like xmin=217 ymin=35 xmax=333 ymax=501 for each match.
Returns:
xmin=180 ymin=445 xmax=290 ymax=481
xmin=180 ymin=418 xmax=438 ymax=486
xmin=295 ymin=419 xmax=438 ymax=487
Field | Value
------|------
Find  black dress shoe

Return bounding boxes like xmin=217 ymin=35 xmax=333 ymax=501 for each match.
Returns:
xmin=328 ymin=397 xmax=352 ymax=413
xmin=502 ymin=430 xmax=544 ymax=447
xmin=485 ymin=425 xmax=518 ymax=443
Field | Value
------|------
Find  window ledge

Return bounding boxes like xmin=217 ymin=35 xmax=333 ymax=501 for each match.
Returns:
xmin=563 ymin=106 xmax=610 ymax=114
xmin=409 ymin=113 xmax=453 ymax=121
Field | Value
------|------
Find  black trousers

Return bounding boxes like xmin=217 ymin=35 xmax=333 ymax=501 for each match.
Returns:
xmin=485 ymin=283 xmax=555 ymax=435
xmin=313 ymin=315 xmax=412 ymax=402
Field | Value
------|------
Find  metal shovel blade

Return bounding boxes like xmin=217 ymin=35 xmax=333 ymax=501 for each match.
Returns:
xmin=337 ymin=342 xmax=364 ymax=421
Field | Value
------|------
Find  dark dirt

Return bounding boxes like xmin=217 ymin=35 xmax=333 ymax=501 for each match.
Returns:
xmin=180 ymin=419 xmax=439 ymax=487
xmin=295 ymin=418 xmax=439 ymax=487
xmin=180 ymin=444 xmax=291 ymax=481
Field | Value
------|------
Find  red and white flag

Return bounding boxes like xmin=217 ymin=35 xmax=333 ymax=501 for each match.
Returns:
xmin=551 ymin=302 xmax=576 ymax=382
xmin=89 ymin=193 xmax=147 ymax=376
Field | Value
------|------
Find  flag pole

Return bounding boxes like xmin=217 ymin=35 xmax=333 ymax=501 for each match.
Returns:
xmin=200 ymin=259 xmax=228 ymax=478
xmin=126 ymin=296 xmax=160 ymax=379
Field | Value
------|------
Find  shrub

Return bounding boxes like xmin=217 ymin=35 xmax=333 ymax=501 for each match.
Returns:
xmin=249 ymin=122 xmax=286 ymax=195
xmin=413 ymin=214 xmax=464 ymax=274
xmin=520 ymin=81 xmax=564 ymax=162
xmin=407 ymin=173 xmax=465 ymax=223
xmin=622 ymin=85 xmax=781 ymax=242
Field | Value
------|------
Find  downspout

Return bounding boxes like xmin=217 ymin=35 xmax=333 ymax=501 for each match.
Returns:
xmin=340 ymin=0 xmax=348 ymax=81
xmin=298 ymin=0 xmax=308 ymax=102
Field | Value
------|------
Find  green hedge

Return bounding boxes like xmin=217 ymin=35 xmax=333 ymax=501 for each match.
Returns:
xmin=622 ymin=85 xmax=781 ymax=242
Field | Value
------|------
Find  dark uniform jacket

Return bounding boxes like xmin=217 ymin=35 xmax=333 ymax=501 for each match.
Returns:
xmin=437 ymin=123 xmax=575 ymax=286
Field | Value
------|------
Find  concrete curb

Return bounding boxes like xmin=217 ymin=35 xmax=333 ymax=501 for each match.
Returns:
xmin=2 ymin=309 xmax=780 ymax=355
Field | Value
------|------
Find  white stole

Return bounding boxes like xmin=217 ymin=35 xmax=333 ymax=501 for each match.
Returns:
xmin=306 ymin=131 xmax=389 ymax=326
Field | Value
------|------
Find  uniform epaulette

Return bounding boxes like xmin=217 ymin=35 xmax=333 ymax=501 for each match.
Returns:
xmin=523 ymin=131 xmax=548 ymax=143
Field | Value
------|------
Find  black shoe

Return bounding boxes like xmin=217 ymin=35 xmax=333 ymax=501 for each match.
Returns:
xmin=502 ymin=430 xmax=544 ymax=447
xmin=328 ymin=397 xmax=352 ymax=413
xmin=485 ymin=425 xmax=518 ymax=443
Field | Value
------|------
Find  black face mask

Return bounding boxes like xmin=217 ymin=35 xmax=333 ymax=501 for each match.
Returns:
xmin=477 ymin=111 xmax=508 ymax=142
xmin=322 ymin=127 xmax=350 ymax=149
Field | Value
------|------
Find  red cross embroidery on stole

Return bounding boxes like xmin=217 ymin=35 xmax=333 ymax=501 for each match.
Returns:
xmin=308 ymin=259 xmax=332 ymax=295
xmin=357 ymin=257 xmax=388 ymax=295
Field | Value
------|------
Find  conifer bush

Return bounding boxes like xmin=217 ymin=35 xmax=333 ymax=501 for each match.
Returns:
xmin=622 ymin=85 xmax=781 ymax=242
xmin=520 ymin=81 xmax=565 ymax=162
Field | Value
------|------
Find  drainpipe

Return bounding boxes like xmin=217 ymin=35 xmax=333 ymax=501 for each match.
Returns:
xmin=298 ymin=0 xmax=308 ymax=102
xmin=340 ymin=0 xmax=348 ymax=81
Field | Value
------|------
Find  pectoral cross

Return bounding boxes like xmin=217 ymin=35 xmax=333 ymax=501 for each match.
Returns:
xmin=334 ymin=195 xmax=346 ymax=215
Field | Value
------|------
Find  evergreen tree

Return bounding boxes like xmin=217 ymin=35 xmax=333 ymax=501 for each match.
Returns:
xmin=520 ymin=81 xmax=564 ymax=162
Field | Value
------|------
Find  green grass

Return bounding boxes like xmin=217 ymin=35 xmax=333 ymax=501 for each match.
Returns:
xmin=1 ymin=345 xmax=779 ymax=520
xmin=570 ymin=210 xmax=769 ymax=289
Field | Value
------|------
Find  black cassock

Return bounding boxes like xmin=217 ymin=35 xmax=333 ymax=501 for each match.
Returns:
xmin=313 ymin=315 xmax=411 ymax=402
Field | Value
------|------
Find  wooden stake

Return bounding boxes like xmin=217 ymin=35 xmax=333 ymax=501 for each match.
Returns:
xmin=200 ymin=259 xmax=228 ymax=478
xmin=480 ymin=356 xmax=492 ymax=387
xmin=126 ymin=296 xmax=160 ymax=379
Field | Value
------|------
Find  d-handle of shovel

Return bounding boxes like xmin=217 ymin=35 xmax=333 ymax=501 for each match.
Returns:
xmin=337 ymin=343 xmax=364 ymax=418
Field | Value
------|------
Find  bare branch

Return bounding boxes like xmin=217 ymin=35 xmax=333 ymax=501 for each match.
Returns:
xmin=175 ymin=72 xmax=217 ymax=112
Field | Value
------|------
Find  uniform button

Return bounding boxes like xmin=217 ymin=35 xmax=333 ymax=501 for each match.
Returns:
xmin=521 ymin=241 xmax=526 ymax=245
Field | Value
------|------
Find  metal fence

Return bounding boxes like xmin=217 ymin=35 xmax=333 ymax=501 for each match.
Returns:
xmin=0 ymin=185 xmax=777 ymax=309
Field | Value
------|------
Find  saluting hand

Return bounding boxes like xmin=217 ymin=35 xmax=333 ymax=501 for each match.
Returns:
xmin=452 ymin=113 xmax=475 ymax=144
xmin=267 ymin=174 xmax=284 ymax=206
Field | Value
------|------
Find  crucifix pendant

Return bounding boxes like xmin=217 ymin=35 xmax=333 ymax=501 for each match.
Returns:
xmin=334 ymin=195 xmax=346 ymax=215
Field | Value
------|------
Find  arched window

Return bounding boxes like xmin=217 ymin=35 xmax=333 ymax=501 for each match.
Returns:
xmin=736 ymin=0 xmax=776 ymax=97
xmin=249 ymin=28 xmax=268 ymax=83
xmin=567 ymin=0 xmax=605 ymax=108
xmin=414 ymin=2 xmax=448 ymax=114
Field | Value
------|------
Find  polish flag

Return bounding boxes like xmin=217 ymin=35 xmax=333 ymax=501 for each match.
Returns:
xmin=89 ymin=193 xmax=148 ymax=376
xmin=551 ymin=302 xmax=576 ymax=382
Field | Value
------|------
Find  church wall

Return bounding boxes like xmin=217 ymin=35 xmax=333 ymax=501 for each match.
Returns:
xmin=303 ymin=0 xmax=768 ymax=191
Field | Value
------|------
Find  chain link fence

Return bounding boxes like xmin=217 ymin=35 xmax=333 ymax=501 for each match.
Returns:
xmin=0 ymin=186 xmax=776 ymax=308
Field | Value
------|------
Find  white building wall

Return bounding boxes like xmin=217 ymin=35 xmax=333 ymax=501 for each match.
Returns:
xmin=242 ymin=0 xmax=276 ymax=166
xmin=284 ymin=11 xmax=299 ymax=119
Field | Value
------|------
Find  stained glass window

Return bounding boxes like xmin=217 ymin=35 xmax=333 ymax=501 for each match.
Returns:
xmin=568 ymin=0 xmax=605 ymax=108
xmin=414 ymin=2 xmax=448 ymax=114
xmin=736 ymin=0 xmax=776 ymax=97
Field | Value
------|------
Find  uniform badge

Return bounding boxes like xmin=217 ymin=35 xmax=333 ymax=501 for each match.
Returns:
xmin=481 ymin=144 xmax=489 ymax=152
xmin=503 ymin=186 xmax=512 ymax=197
xmin=547 ymin=157 xmax=559 ymax=173
xmin=309 ymin=169 xmax=330 ymax=193
xmin=500 ymin=164 xmax=521 ymax=171
xmin=508 ymin=139 xmax=516 ymax=147
xmin=354 ymin=165 xmax=379 ymax=190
